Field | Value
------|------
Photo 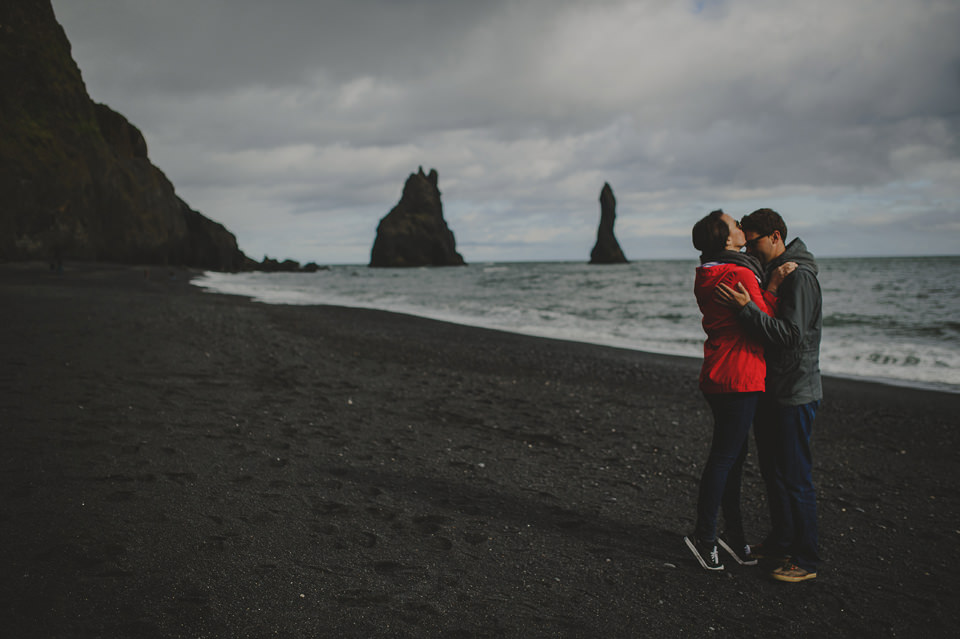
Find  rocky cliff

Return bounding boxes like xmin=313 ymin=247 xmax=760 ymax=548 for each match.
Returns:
xmin=0 ymin=0 xmax=247 ymax=270
xmin=370 ymin=167 xmax=465 ymax=267
xmin=589 ymin=182 xmax=628 ymax=264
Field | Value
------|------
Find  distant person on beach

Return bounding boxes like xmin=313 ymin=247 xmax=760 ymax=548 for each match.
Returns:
xmin=685 ymin=210 xmax=790 ymax=571
xmin=716 ymin=208 xmax=823 ymax=583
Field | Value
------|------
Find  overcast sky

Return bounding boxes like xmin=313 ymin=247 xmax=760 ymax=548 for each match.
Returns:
xmin=52 ymin=0 xmax=960 ymax=264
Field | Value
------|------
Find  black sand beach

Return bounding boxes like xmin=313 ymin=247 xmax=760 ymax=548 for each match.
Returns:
xmin=2 ymin=263 xmax=958 ymax=638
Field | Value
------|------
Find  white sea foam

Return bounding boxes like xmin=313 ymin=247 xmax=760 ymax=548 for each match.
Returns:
xmin=194 ymin=257 xmax=960 ymax=393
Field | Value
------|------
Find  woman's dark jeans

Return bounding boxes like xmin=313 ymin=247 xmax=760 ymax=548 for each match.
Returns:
xmin=694 ymin=391 xmax=761 ymax=544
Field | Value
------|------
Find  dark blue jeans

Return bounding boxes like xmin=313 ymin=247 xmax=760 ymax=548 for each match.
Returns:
xmin=694 ymin=392 xmax=761 ymax=544
xmin=754 ymin=396 xmax=821 ymax=571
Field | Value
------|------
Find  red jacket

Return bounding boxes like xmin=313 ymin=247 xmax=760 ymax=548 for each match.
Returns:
xmin=694 ymin=262 xmax=776 ymax=394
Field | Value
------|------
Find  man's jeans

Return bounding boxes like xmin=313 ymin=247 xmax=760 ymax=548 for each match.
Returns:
xmin=694 ymin=392 xmax=761 ymax=544
xmin=754 ymin=396 xmax=821 ymax=571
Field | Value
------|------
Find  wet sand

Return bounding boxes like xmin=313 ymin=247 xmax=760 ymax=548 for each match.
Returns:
xmin=2 ymin=262 xmax=958 ymax=637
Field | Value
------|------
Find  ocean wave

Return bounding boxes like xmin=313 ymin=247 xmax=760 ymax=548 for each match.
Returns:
xmin=195 ymin=258 xmax=960 ymax=392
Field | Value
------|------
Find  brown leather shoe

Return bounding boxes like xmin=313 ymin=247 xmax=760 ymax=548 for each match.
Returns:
xmin=771 ymin=562 xmax=817 ymax=582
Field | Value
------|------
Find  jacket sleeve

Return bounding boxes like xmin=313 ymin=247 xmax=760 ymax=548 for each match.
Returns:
xmin=736 ymin=271 xmax=776 ymax=317
xmin=738 ymin=269 xmax=817 ymax=348
xmin=761 ymin=289 xmax=778 ymax=314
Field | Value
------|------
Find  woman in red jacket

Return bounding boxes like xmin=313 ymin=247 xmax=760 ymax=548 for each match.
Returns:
xmin=684 ymin=210 xmax=788 ymax=571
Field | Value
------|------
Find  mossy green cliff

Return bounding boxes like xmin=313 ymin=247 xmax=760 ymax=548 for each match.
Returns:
xmin=0 ymin=0 xmax=247 ymax=270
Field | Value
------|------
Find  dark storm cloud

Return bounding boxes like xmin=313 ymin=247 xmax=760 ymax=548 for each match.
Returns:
xmin=51 ymin=0 xmax=960 ymax=262
xmin=57 ymin=0 xmax=514 ymax=91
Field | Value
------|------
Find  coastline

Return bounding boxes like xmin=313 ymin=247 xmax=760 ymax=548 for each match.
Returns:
xmin=192 ymin=260 xmax=960 ymax=396
xmin=2 ymin=262 xmax=958 ymax=637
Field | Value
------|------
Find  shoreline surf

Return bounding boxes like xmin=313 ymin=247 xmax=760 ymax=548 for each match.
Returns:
xmin=192 ymin=267 xmax=960 ymax=395
xmin=3 ymin=261 xmax=959 ymax=636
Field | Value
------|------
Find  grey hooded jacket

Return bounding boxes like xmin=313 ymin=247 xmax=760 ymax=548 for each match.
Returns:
xmin=738 ymin=238 xmax=823 ymax=405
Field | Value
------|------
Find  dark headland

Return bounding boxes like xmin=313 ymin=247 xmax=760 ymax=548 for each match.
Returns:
xmin=0 ymin=1 xmax=319 ymax=274
xmin=1 ymin=262 xmax=958 ymax=637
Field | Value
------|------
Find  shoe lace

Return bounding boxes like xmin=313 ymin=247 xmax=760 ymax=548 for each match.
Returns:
xmin=710 ymin=546 xmax=720 ymax=564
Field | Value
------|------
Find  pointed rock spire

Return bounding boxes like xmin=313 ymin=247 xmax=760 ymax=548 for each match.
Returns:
xmin=589 ymin=182 xmax=628 ymax=264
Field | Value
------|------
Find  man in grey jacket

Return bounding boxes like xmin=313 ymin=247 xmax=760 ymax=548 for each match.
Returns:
xmin=716 ymin=208 xmax=823 ymax=583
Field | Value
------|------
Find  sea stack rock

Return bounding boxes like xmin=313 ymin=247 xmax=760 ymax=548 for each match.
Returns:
xmin=589 ymin=182 xmax=628 ymax=264
xmin=370 ymin=167 xmax=466 ymax=267
xmin=0 ymin=0 xmax=247 ymax=270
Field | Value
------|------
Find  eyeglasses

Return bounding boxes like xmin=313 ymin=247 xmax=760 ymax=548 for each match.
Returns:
xmin=744 ymin=233 xmax=772 ymax=250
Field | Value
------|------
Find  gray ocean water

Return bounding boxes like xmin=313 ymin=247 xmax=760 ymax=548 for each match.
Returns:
xmin=194 ymin=256 xmax=960 ymax=393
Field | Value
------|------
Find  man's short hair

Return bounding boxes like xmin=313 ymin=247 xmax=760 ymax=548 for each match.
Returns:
xmin=741 ymin=208 xmax=787 ymax=241
xmin=692 ymin=209 xmax=728 ymax=254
